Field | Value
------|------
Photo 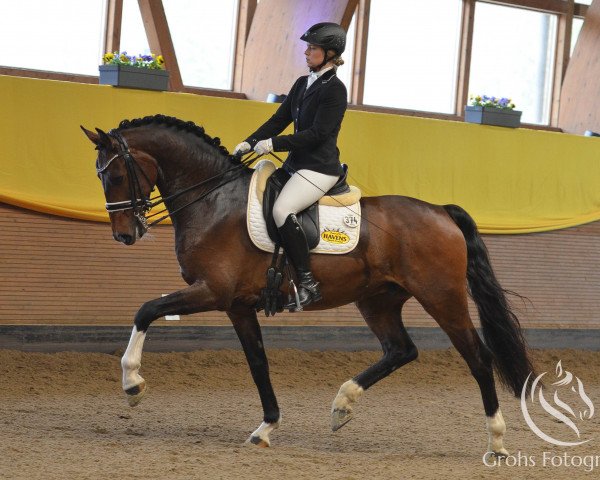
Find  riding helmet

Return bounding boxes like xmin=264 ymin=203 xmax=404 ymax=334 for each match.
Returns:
xmin=300 ymin=22 xmax=346 ymax=55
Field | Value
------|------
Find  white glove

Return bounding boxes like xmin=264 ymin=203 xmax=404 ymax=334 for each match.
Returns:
xmin=233 ymin=141 xmax=251 ymax=155
xmin=254 ymin=138 xmax=273 ymax=156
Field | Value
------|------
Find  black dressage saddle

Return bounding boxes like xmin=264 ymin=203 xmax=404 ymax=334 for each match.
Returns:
xmin=262 ymin=165 xmax=350 ymax=249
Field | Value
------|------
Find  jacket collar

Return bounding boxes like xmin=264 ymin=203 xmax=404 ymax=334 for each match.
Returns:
xmin=303 ymin=68 xmax=337 ymax=99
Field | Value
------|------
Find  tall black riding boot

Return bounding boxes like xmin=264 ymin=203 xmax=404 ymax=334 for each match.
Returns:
xmin=278 ymin=214 xmax=322 ymax=310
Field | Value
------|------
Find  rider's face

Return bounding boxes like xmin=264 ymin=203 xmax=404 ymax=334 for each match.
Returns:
xmin=304 ymin=43 xmax=325 ymax=71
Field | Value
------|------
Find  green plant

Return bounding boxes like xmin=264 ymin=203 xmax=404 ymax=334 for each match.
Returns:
xmin=102 ymin=51 xmax=165 ymax=70
xmin=469 ymin=94 xmax=515 ymax=110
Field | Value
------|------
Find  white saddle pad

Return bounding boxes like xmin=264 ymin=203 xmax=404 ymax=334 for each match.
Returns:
xmin=246 ymin=160 xmax=362 ymax=254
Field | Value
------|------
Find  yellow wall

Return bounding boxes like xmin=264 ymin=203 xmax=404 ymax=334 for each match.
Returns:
xmin=1 ymin=74 xmax=600 ymax=233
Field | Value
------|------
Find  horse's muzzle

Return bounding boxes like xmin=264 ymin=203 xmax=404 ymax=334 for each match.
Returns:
xmin=114 ymin=232 xmax=136 ymax=245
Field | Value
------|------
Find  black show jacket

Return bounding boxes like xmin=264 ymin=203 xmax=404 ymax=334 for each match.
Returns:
xmin=246 ymin=69 xmax=347 ymax=177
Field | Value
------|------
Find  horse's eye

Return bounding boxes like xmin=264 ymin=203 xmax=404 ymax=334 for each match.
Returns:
xmin=108 ymin=175 xmax=124 ymax=186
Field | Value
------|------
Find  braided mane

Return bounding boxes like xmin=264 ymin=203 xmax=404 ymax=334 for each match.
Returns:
xmin=117 ymin=114 xmax=231 ymax=157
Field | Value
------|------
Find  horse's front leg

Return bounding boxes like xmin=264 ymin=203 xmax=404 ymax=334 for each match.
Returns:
xmin=227 ymin=308 xmax=280 ymax=447
xmin=121 ymin=282 xmax=218 ymax=407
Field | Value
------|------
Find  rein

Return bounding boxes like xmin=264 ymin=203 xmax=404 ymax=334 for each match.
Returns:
xmin=145 ymin=152 xmax=257 ymax=226
xmin=98 ymin=130 xmax=257 ymax=231
xmin=99 ymin=131 xmax=389 ymax=238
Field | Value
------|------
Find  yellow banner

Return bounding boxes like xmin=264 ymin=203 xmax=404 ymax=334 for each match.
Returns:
xmin=1 ymin=74 xmax=600 ymax=233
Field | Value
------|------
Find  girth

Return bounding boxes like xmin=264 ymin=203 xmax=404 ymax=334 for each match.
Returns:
xmin=262 ymin=165 xmax=350 ymax=249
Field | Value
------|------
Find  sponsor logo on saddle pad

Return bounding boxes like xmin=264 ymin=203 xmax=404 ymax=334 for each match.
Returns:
xmin=321 ymin=229 xmax=350 ymax=244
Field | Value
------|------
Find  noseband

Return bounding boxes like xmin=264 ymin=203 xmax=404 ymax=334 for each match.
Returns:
xmin=96 ymin=130 xmax=154 ymax=234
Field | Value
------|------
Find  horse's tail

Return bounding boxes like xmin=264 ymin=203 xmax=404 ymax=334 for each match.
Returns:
xmin=443 ymin=204 xmax=535 ymax=396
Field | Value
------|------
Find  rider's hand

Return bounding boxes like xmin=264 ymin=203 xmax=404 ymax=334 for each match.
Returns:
xmin=233 ymin=141 xmax=251 ymax=155
xmin=254 ymin=138 xmax=273 ymax=156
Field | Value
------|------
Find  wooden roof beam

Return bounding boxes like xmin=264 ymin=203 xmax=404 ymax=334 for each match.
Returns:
xmin=455 ymin=0 xmax=476 ymax=117
xmin=480 ymin=0 xmax=571 ymax=14
xmin=350 ymin=0 xmax=369 ymax=105
xmin=233 ymin=0 xmax=258 ymax=92
xmin=137 ymin=0 xmax=183 ymax=91
xmin=103 ymin=0 xmax=123 ymax=54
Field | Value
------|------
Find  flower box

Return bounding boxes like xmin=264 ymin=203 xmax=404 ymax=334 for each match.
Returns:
xmin=465 ymin=105 xmax=522 ymax=128
xmin=98 ymin=64 xmax=169 ymax=91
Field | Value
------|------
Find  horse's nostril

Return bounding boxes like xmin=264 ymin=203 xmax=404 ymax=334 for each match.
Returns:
xmin=114 ymin=233 xmax=134 ymax=245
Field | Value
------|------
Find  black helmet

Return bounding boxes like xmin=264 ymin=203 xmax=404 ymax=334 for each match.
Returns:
xmin=300 ymin=22 xmax=346 ymax=56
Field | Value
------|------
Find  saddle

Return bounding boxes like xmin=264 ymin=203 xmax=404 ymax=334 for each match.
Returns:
xmin=249 ymin=160 xmax=362 ymax=316
xmin=262 ymin=165 xmax=352 ymax=249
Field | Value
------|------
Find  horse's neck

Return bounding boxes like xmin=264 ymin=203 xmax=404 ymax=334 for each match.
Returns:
xmin=169 ymin=170 xmax=252 ymax=253
xmin=152 ymin=148 xmax=229 ymax=198
xmin=126 ymin=127 xmax=251 ymax=237
xmin=136 ymin=134 xmax=250 ymax=232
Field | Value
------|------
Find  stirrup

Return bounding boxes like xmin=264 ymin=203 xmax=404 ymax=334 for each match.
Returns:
xmin=285 ymin=279 xmax=321 ymax=312
xmin=289 ymin=280 xmax=303 ymax=312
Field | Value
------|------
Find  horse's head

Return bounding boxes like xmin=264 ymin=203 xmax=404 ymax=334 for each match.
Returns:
xmin=81 ymin=126 xmax=159 ymax=245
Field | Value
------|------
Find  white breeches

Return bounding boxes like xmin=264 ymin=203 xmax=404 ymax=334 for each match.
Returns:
xmin=273 ymin=169 xmax=339 ymax=227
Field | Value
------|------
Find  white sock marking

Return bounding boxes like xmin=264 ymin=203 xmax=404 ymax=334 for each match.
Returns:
xmin=121 ymin=326 xmax=146 ymax=390
xmin=332 ymin=379 xmax=364 ymax=412
xmin=249 ymin=419 xmax=281 ymax=446
xmin=486 ymin=409 xmax=508 ymax=455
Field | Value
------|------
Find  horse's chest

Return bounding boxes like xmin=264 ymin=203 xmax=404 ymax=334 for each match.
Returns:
xmin=175 ymin=240 xmax=221 ymax=284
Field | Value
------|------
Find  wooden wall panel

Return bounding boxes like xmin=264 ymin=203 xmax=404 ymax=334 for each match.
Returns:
xmin=558 ymin=0 xmax=600 ymax=134
xmin=1 ymin=202 xmax=600 ymax=330
xmin=241 ymin=0 xmax=358 ymax=101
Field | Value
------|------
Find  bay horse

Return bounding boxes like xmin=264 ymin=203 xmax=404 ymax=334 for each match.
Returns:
xmin=81 ymin=114 xmax=534 ymax=455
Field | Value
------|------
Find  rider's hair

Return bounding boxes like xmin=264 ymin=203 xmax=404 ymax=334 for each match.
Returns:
xmin=324 ymin=49 xmax=344 ymax=68
xmin=331 ymin=56 xmax=344 ymax=67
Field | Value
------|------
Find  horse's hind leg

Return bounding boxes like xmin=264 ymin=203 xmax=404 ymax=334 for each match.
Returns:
xmin=419 ymin=290 xmax=508 ymax=457
xmin=331 ymin=290 xmax=417 ymax=431
xmin=227 ymin=308 xmax=280 ymax=447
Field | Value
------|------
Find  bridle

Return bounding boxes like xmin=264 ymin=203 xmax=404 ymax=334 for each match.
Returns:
xmin=96 ymin=130 xmax=154 ymax=234
xmin=96 ymin=130 xmax=257 ymax=235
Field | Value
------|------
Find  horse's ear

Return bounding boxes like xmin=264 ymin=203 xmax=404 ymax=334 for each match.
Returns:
xmin=80 ymin=125 xmax=100 ymax=145
xmin=95 ymin=128 xmax=113 ymax=147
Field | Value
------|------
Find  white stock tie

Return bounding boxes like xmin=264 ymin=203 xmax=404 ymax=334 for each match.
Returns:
xmin=306 ymin=72 xmax=318 ymax=90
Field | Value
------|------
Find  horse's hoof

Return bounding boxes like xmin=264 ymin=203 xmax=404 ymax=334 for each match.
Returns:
xmin=492 ymin=448 xmax=510 ymax=458
xmin=484 ymin=449 xmax=509 ymax=461
xmin=124 ymin=381 xmax=147 ymax=407
xmin=331 ymin=408 xmax=353 ymax=432
xmin=245 ymin=435 xmax=270 ymax=448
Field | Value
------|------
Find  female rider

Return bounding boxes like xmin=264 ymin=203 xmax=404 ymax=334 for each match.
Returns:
xmin=234 ymin=22 xmax=348 ymax=310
